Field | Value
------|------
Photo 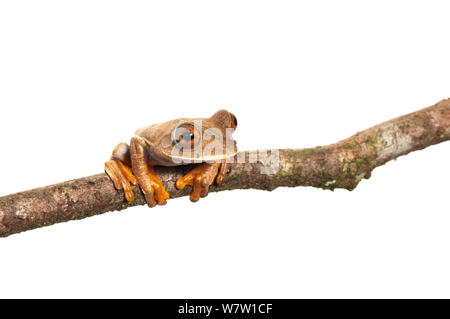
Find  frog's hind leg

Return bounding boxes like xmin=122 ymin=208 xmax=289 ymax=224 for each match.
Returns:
xmin=105 ymin=142 xmax=137 ymax=202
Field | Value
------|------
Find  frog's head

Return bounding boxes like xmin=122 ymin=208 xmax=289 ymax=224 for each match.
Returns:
xmin=136 ymin=110 xmax=238 ymax=165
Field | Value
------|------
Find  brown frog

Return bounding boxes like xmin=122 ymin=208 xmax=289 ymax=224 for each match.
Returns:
xmin=105 ymin=110 xmax=238 ymax=207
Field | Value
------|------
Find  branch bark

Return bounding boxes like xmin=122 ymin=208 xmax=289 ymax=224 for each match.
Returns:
xmin=1 ymin=99 xmax=450 ymax=237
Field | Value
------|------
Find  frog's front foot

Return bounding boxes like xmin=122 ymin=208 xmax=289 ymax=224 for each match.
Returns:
xmin=129 ymin=136 xmax=170 ymax=208
xmin=176 ymin=161 xmax=230 ymax=202
xmin=105 ymin=142 xmax=138 ymax=202
xmin=138 ymin=166 xmax=170 ymax=207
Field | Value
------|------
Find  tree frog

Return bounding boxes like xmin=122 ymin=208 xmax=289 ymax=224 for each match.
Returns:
xmin=105 ymin=110 xmax=238 ymax=207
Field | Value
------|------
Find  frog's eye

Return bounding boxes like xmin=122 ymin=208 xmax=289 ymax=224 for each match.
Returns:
xmin=172 ymin=123 xmax=198 ymax=148
xmin=230 ymin=113 xmax=238 ymax=130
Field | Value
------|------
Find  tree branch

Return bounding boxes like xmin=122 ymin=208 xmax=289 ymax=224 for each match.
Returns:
xmin=1 ymin=99 xmax=449 ymax=237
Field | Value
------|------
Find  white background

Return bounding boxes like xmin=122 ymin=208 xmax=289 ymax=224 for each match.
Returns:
xmin=0 ymin=1 xmax=449 ymax=298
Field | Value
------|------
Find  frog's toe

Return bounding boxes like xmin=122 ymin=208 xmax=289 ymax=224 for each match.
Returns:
xmin=175 ymin=175 xmax=191 ymax=190
xmin=140 ymin=172 xmax=170 ymax=207
xmin=199 ymin=182 xmax=210 ymax=198
xmin=189 ymin=179 xmax=202 ymax=202
xmin=188 ymin=180 xmax=211 ymax=202
xmin=105 ymin=160 xmax=136 ymax=202
xmin=216 ymin=162 xmax=231 ymax=185
xmin=176 ymin=162 xmax=221 ymax=202
xmin=142 ymin=187 xmax=156 ymax=207
xmin=154 ymin=184 xmax=170 ymax=205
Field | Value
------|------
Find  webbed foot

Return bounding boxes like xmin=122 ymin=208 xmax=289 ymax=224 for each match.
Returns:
xmin=176 ymin=161 xmax=230 ymax=202
xmin=129 ymin=136 xmax=170 ymax=207
xmin=140 ymin=166 xmax=170 ymax=207
xmin=105 ymin=143 xmax=137 ymax=202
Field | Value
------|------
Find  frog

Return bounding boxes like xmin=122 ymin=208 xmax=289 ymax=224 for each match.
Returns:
xmin=105 ymin=110 xmax=238 ymax=207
